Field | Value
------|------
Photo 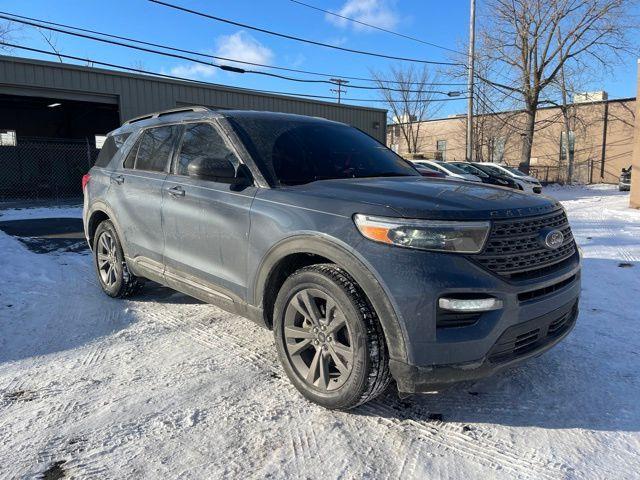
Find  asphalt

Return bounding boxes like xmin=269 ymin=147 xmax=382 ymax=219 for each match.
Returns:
xmin=0 ymin=218 xmax=87 ymax=254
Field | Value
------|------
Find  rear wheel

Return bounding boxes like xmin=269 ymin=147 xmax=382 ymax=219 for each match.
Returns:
xmin=273 ymin=264 xmax=390 ymax=409
xmin=93 ymin=220 xmax=143 ymax=298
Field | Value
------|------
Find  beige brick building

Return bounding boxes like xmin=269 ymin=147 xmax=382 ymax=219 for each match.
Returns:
xmin=388 ymin=96 xmax=636 ymax=185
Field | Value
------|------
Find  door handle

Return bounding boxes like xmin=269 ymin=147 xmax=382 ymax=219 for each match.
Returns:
xmin=110 ymin=174 xmax=125 ymax=185
xmin=166 ymin=185 xmax=185 ymax=197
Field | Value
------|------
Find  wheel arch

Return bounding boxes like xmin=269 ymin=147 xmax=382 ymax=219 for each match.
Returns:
xmin=253 ymin=235 xmax=408 ymax=362
xmin=86 ymin=201 xmax=127 ymax=255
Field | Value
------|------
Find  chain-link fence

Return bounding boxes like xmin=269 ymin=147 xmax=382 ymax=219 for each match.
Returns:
xmin=529 ymin=159 xmax=595 ymax=185
xmin=0 ymin=137 xmax=98 ymax=201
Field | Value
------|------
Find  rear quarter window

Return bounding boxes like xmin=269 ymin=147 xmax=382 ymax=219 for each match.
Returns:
xmin=94 ymin=132 xmax=131 ymax=168
xmin=135 ymin=125 xmax=181 ymax=172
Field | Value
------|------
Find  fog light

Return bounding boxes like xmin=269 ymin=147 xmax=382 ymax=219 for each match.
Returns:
xmin=438 ymin=297 xmax=503 ymax=312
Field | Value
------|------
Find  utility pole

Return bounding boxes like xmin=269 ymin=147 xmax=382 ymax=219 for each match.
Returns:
xmin=330 ymin=78 xmax=349 ymax=103
xmin=466 ymin=0 xmax=476 ymax=162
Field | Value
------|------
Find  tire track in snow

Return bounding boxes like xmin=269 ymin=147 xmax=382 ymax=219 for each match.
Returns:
xmin=138 ymin=300 xmax=575 ymax=479
xmin=361 ymin=399 xmax=574 ymax=480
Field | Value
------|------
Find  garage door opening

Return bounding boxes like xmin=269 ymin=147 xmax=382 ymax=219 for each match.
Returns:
xmin=0 ymin=94 xmax=120 ymax=200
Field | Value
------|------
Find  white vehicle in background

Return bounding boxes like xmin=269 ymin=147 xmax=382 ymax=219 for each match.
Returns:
xmin=473 ymin=162 xmax=543 ymax=194
xmin=412 ymin=160 xmax=482 ymax=182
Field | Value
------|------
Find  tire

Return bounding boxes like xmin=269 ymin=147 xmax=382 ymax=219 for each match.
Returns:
xmin=93 ymin=220 xmax=143 ymax=298
xmin=273 ymin=264 xmax=391 ymax=410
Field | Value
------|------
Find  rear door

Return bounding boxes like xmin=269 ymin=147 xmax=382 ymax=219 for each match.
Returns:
xmin=161 ymin=121 xmax=257 ymax=302
xmin=107 ymin=124 xmax=181 ymax=272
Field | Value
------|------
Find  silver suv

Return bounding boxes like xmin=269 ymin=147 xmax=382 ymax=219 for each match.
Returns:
xmin=83 ymin=107 xmax=580 ymax=409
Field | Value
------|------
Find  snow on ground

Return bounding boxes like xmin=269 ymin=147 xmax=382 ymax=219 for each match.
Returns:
xmin=0 ymin=205 xmax=82 ymax=221
xmin=0 ymin=186 xmax=639 ymax=479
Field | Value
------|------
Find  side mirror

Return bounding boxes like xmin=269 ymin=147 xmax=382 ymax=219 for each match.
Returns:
xmin=187 ymin=155 xmax=250 ymax=185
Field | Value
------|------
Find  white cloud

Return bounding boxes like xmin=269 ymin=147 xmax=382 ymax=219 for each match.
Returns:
xmin=327 ymin=0 xmax=399 ymax=31
xmin=164 ymin=31 xmax=273 ymax=81
xmin=215 ymin=30 xmax=274 ymax=69
xmin=168 ymin=63 xmax=217 ymax=80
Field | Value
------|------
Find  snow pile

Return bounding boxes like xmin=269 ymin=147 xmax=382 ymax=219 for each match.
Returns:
xmin=0 ymin=186 xmax=639 ymax=479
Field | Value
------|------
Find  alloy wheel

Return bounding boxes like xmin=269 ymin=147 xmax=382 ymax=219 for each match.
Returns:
xmin=283 ymin=288 xmax=354 ymax=391
xmin=96 ymin=231 xmax=120 ymax=287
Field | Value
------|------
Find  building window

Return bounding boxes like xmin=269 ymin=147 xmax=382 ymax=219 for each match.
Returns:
xmin=560 ymin=131 xmax=575 ymax=160
xmin=0 ymin=130 xmax=17 ymax=146
xmin=436 ymin=140 xmax=447 ymax=161
xmin=491 ymin=137 xmax=505 ymax=163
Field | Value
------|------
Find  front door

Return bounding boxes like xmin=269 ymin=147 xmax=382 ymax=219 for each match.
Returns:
xmin=161 ymin=121 xmax=257 ymax=302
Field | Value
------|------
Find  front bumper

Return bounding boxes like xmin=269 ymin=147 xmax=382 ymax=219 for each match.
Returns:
xmin=390 ymin=299 xmax=578 ymax=392
xmin=356 ymin=237 xmax=581 ymax=392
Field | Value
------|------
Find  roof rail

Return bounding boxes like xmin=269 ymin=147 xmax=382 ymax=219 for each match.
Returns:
xmin=124 ymin=106 xmax=211 ymax=125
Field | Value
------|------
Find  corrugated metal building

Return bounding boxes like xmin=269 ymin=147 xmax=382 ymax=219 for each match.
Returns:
xmin=0 ymin=55 xmax=386 ymax=199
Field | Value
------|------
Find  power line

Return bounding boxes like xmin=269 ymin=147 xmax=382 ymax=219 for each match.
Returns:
xmin=0 ymin=10 xmax=466 ymax=86
xmin=0 ymin=42 xmax=470 ymax=105
xmin=288 ymin=0 xmax=465 ymax=55
xmin=0 ymin=12 xmax=463 ymax=96
xmin=147 ymin=0 xmax=465 ymax=67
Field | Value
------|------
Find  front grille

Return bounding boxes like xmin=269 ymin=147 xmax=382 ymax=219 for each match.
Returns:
xmin=517 ymin=274 xmax=577 ymax=302
xmin=473 ymin=209 xmax=576 ymax=278
xmin=488 ymin=301 xmax=578 ymax=363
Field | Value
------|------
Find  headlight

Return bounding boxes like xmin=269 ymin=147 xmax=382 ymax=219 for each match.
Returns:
xmin=353 ymin=214 xmax=490 ymax=253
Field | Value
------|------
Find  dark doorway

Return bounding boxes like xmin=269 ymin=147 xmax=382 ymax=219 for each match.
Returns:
xmin=0 ymin=94 xmax=120 ymax=200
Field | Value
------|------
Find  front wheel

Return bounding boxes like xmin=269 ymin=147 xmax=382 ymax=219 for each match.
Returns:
xmin=93 ymin=220 xmax=143 ymax=298
xmin=273 ymin=264 xmax=390 ymax=410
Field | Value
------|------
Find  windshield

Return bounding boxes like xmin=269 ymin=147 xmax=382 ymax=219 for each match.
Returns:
xmin=503 ymin=166 xmax=527 ymax=176
xmin=452 ymin=163 xmax=488 ymax=177
xmin=477 ymin=164 xmax=503 ymax=175
xmin=434 ymin=161 xmax=469 ymax=175
xmin=415 ymin=162 xmax=440 ymax=172
xmin=228 ymin=117 xmax=419 ymax=185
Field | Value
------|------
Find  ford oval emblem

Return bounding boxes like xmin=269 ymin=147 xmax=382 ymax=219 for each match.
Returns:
xmin=542 ymin=229 xmax=564 ymax=249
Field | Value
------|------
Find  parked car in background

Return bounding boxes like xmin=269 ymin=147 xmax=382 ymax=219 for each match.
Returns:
xmin=83 ymin=107 xmax=580 ymax=410
xmin=412 ymin=160 xmax=482 ymax=182
xmin=474 ymin=162 xmax=542 ymax=194
xmin=414 ymin=164 xmax=447 ymax=178
xmin=450 ymin=162 xmax=519 ymax=190
xmin=619 ymin=166 xmax=631 ymax=191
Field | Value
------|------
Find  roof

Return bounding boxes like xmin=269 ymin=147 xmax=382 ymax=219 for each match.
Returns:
xmin=387 ymin=96 xmax=637 ymax=127
xmin=0 ymin=54 xmax=387 ymax=114
xmin=113 ymin=106 xmax=344 ymax=135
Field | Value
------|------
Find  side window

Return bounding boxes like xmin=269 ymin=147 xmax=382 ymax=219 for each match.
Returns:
xmin=176 ymin=123 xmax=237 ymax=176
xmin=135 ymin=125 xmax=181 ymax=172
xmin=94 ymin=132 xmax=131 ymax=168
xmin=123 ymin=136 xmax=140 ymax=169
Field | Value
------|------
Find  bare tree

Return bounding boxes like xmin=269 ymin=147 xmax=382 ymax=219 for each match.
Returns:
xmin=477 ymin=0 xmax=638 ymax=172
xmin=371 ymin=65 xmax=445 ymax=156
xmin=0 ymin=21 xmax=18 ymax=50
xmin=38 ymin=28 xmax=63 ymax=62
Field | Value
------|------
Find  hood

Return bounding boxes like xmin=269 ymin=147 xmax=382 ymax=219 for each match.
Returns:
xmin=286 ymin=177 xmax=559 ymax=220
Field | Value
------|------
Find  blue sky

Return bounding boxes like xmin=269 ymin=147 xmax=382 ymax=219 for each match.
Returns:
xmin=0 ymin=0 xmax=637 ymax=117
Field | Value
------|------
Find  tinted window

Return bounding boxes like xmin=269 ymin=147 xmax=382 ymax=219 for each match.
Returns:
xmin=480 ymin=164 xmax=502 ymax=175
xmin=454 ymin=163 xmax=488 ymax=177
xmin=435 ymin=161 xmax=470 ymax=175
xmin=415 ymin=162 xmax=439 ymax=172
xmin=94 ymin=133 xmax=130 ymax=167
xmin=134 ymin=125 xmax=181 ymax=172
xmin=123 ymin=137 xmax=139 ymax=169
xmin=176 ymin=123 xmax=237 ymax=176
xmin=228 ymin=117 xmax=418 ymax=185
